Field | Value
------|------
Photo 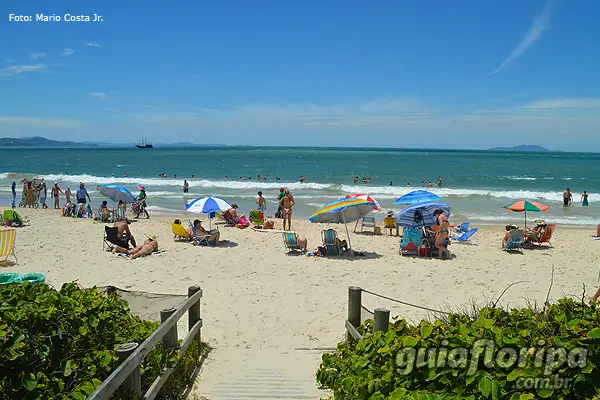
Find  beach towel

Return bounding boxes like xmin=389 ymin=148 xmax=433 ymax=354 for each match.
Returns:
xmin=118 ymin=249 xmax=167 ymax=258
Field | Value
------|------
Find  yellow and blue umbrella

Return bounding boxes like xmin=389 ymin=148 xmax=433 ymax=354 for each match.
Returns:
xmin=309 ymin=197 xmax=376 ymax=251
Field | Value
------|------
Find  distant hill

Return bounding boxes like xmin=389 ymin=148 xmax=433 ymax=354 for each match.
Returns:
xmin=489 ymin=145 xmax=552 ymax=152
xmin=0 ymin=136 xmax=97 ymax=147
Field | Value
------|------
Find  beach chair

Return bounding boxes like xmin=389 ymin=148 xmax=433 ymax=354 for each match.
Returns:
xmin=400 ymin=227 xmax=422 ymax=256
xmin=451 ymin=228 xmax=478 ymax=242
xmin=360 ymin=216 xmax=376 ymax=234
xmin=113 ymin=207 xmax=126 ymax=222
xmin=0 ymin=228 xmax=17 ymax=263
xmin=322 ymin=229 xmax=340 ymax=256
xmin=103 ymin=226 xmax=129 ymax=251
xmin=97 ymin=207 xmax=111 ymax=223
xmin=189 ymin=221 xmax=218 ymax=246
xmin=384 ymin=217 xmax=398 ymax=236
xmin=2 ymin=210 xmax=24 ymax=227
xmin=249 ymin=210 xmax=264 ymax=226
xmin=451 ymin=222 xmax=470 ymax=235
xmin=172 ymin=223 xmax=192 ymax=241
xmin=532 ymin=224 xmax=555 ymax=248
xmin=283 ymin=232 xmax=301 ymax=253
xmin=502 ymin=229 xmax=524 ymax=252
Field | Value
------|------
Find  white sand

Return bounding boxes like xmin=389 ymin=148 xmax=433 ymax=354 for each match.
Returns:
xmin=2 ymin=208 xmax=598 ymax=398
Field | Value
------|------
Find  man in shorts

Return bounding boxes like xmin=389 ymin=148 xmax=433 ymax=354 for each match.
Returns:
xmin=563 ymin=188 xmax=573 ymax=207
xmin=76 ymin=183 xmax=91 ymax=204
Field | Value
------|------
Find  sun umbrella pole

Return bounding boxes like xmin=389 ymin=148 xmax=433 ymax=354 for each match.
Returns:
xmin=342 ymin=211 xmax=352 ymax=253
xmin=524 ymin=210 xmax=527 ymax=231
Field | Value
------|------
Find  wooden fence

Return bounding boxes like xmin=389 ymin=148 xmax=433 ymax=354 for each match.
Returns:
xmin=345 ymin=286 xmax=390 ymax=340
xmin=88 ymin=285 xmax=203 ymax=400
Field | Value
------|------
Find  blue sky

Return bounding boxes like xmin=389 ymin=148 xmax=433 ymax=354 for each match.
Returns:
xmin=1 ymin=0 xmax=599 ymax=151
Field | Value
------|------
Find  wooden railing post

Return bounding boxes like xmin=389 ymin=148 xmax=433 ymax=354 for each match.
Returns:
xmin=188 ymin=285 xmax=202 ymax=342
xmin=347 ymin=286 xmax=362 ymax=341
xmin=116 ymin=342 xmax=141 ymax=399
xmin=161 ymin=308 xmax=178 ymax=350
xmin=373 ymin=308 xmax=390 ymax=333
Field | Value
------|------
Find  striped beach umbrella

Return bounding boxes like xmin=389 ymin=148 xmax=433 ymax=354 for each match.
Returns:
xmin=344 ymin=193 xmax=381 ymax=211
xmin=394 ymin=190 xmax=441 ymax=205
xmin=503 ymin=200 xmax=549 ymax=230
xmin=186 ymin=196 xmax=232 ymax=229
xmin=395 ymin=201 xmax=451 ymax=228
xmin=309 ymin=198 xmax=376 ymax=251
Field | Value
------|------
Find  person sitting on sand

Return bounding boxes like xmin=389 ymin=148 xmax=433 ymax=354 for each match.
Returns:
xmin=336 ymin=237 xmax=349 ymax=252
xmin=191 ymin=219 xmax=220 ymax=245
xmin=433 ymin=209 xmax=450 ymax=259
xmin=502 ymin=224 xmax=519 ymax=244
xmin=114 ymin=219 xmax=136 ymax=247
xmin=224 ymin=204 xmax=239 ymax=223
xmin=113 ymin=235 xmax=158 ymax=259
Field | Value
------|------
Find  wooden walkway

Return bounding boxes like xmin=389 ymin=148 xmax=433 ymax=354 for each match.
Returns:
xmin=193 ymin=348 xmax=328 ymax=400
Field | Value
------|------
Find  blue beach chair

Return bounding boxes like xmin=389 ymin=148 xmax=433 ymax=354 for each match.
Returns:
xmin=322 ymin=229 xmax=340 ymax=255
xmin=503 ymin=229 xmax=524 ymax=253
xmin=451 ymin=228 xmax=478 ymax=242
xmin=283 ymin=232 xmax=301 ymax=253
xmin=400 ymin=227 xmax=422 ymax=256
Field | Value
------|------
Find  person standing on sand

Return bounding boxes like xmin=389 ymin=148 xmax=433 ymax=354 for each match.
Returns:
xmin=581 ymin=191 xmax=589 ymax=206
xmin=276 ymin=188 xmax=285 ymax=218
xmin=51 ymin=183 xmax=63 ymax=209
xmin=136 ymin=186 xmax=150 ymax=219
xmin=76 ymin=183 xmax=91 ymax=204
xmin=256 ymin=191 xmax=266 ymax=212
xmin=280 ymin=190 xmax=295 ymax=231
xmin=11 ymin=181 xmax=16 ymax=209
xmin=183 ymin=180 xmax=189 ymax=193
xmin=563 ymin=188 xmax=573 ymax=207
xmin=40 ymin=180 xmax=48 ymax=209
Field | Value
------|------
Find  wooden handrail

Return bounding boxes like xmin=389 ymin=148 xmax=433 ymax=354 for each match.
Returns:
xmin=89 ymin=286 xmax=203 ymax=400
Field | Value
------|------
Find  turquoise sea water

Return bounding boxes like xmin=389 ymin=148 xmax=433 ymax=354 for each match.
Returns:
xmin=0 ymin=147 xmax=598 ymax=225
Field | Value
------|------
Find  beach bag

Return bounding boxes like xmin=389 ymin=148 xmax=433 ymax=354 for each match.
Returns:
xmin=21 ymin=273 xmax=45 ymax=285
xmin=0 ymin=272 xmax=22 ymax=285
xmin=237 ymin=216 xmax=250 ymax=229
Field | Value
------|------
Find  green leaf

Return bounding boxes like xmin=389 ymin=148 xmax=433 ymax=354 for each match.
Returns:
xmin=581 ymin=361 xmax=593 ymax=373
xmin=420 ymin=323 xmax=433 ymax=339
xmin=519 ymin=394 xmax=535 ymax=400
xmin=478 ymin=375 xmax=492 ymax=397
xmin=587 ymin=327 xmax=600 ymax=338
xmin=403 ymin=336 xmax=419 ymax=347
xmin=99 ymin=352 xmax=112 ymax=367
xmin=70 ymin=391 xmax=86 ymax=400
xmin=89 ymin=314 xmax=99 ymax=328
xmin=63 ymin=360 xmax=74 ymax=377
xmin=507 ymin=368 xmax=523 ymax=382
xmin=21 ymin=373 xmax=37 ymax=391
xmin=78 ymin=381 xmax=96 ymax=395
xmin=480 ymin=318 xmax=494 ymax=329
xmin=389 ymin=387 xmax=407 ymax=400
xmin=536 ymin=387 xmax=554 ymax=398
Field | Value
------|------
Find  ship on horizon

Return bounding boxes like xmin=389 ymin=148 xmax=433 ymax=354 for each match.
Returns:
xmin=135 ymin=139 xmax=153 ymax=149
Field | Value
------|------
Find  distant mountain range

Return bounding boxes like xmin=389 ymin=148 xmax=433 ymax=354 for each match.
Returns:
xmin=0 ymin=137 xmax=226 ymax=148
xmin=488 ymin=145 xmax=554 ymax=152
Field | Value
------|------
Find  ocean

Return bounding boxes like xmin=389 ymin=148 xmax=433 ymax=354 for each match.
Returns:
xmin=0 ymin=146 xmax=598 ymax=225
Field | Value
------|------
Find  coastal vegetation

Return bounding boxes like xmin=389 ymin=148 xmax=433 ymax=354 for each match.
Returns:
xmin=317 ymin=298 xmax=600 ymax=399
xmin=0 ymin=282 xmax=208 ymax=399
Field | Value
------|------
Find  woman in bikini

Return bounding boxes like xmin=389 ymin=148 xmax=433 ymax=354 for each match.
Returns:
xmin=433 ymin=209 xmax=449 ymax=259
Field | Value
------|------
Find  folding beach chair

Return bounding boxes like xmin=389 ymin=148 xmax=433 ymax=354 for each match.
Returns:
xmin=502 ymin=229 xmax=524 ymax=253
xmin=532 ymin=224 xmax=555 ymax=248
xmin=451 ymin=222 xmax=470 ymax=235
xmin=451 ymin=228 xmax=478 ymax=242
xmin=321 ymin=229 xmax=340 ymax=255
xmin=360 ymin=216 xmax=376 ymax=234
xmin=0 ymin=228 xmax=17 ymax=263
xmin=103 ymin=226 xmax=129 ymax=251
xmin=113 ymin=207 xmax=126 ymax=222
xmin=189 ymin=221 xmax=219 ymax=246
xmin=400 ymin=227 xmax=422 ymax=256
xmin=283 ymin=232 xmax=301 ymax=253
xmin=172 ymin=223 xmax=192 ymax=241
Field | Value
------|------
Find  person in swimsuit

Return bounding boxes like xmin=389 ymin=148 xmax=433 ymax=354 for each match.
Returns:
xmin=256 ymin=191 xmax=266 ymax=212
xmin=581 ymin=191 xmax=589 ymax=206
xmin=136 ymin=186 xmax=150 ymax=218
xmin=65 ymin=187 xmax=72 ymax=204
xmin=113 ymin=236 xmax=158 ymax=259
xmin=114 ymin=219 xmax=136 ymax=247
xmin=25 ymin=181 xmax=34 ymax=208
xmin=51 ymin=182 xmax=63 ymax=209
xmin=280 ymin=190 xmax=295 ymax=231
xmin=437 ymin=176 xmax=442 ymax=187
xmin=433 ymin=209 xmax=450 ymax=259
xmin=563 ymin=188 xmax=573 ymax=207
xmin=183 ymin=180 xmax=189 ymax=193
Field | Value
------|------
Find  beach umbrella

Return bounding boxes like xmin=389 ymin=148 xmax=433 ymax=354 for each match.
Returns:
xmin=503 ymin=200 xmax=549 ymax=230
xmin=96 ymin=184 xmax=136 ymax=204
xmin=185 ymin=196 xmax=232 ymax=229
xmin=309 ymin=198 xmax=376 ymax=252
xmin=394 ymin=190 xmax=441 ymax=205
xmin=344 ymin=194 xmax=381 ymax=211
xmin=395 ymin=201 xmax=451 ymax=228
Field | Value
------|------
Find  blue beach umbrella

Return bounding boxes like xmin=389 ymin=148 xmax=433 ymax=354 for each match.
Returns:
xmin=96 ymin=184 xmax=136 ymax=204
xmin=394 ymin=190 xmax=442 ymax=205
xmin=395 ymin=201 xmax=450 ymax=228
xmin=185 ymin=196 xmax=232 ymax=228
xmin=309 ymin=198 xmax=376 ymax=251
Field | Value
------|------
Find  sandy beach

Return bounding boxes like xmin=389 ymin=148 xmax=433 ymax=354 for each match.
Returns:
xmin=2 ymin=207 xmax=599 ymax=398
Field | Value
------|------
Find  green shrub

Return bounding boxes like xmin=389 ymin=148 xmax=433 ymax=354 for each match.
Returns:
xmin=0 ymin=282 xmax=208 ymax=400
xmin=316 ymin=298 xmax=600 ymax=399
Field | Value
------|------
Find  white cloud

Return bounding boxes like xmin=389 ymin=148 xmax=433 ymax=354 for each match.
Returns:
xmin=0 ymin=116 xmax=86 ymax=128
xmin=61 ymin=48 xmax=76 ymax=56
xmin=83 ymin=42 xmax=102 ymax=48
xmin=29 ymin=52 xmax=46 ymax=60
xmin=6 ymin=59 xmax=15 ymax=63
xmin=487 ymin=0 xmax=555 ymax=76
xmin=523 ymin=98 xmax=600 ymax=109
xmin=89 ymin=92 xmax=107 ymax=100
xmin=0 ymin=64 xmax=46 ymax=77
